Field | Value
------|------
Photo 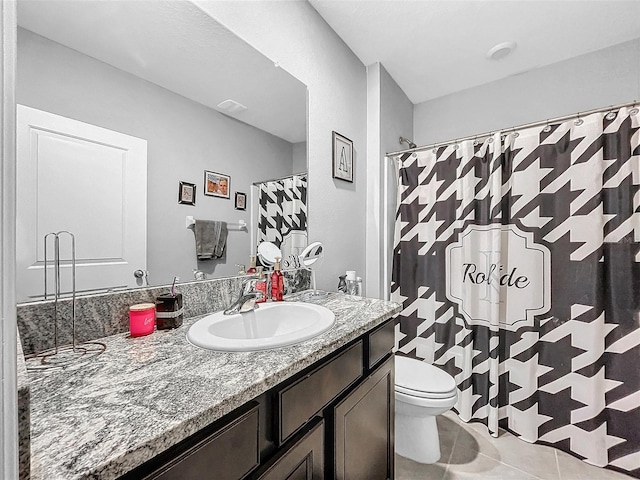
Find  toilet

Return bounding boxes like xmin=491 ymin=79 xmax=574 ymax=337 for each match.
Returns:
xmin=395 ymin=355 xmax=458 ymax=464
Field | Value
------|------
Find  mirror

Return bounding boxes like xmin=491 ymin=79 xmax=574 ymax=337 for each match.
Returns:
xmin=299 ymin=242 xmax=327 ymax=299
xmin=257 ymin=242 xmax=282 ymax=267
xmin=15 ymin=0 xmax=308 ymax=302
xmin=299 ymin=242 xmax=324 ymax=269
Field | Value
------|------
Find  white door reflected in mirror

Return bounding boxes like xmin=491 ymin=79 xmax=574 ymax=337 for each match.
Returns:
xmin=16 ymin=105 xmax=147 ymax=301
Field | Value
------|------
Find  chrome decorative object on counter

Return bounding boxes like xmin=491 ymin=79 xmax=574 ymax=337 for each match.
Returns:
xmin=299 ymin=242 xmax=328 ymax=299
xmin=26 ymin=232 xmax=105 ymax=370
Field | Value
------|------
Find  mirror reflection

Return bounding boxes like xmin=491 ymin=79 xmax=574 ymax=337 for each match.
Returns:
xmin=15 ymin=0 xmax=308 ymax=302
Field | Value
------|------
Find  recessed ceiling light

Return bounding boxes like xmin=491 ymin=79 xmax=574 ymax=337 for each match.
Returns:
xmin=216 ymin=99 xmax=247 ymax=114
xmin=486 ymin=41 xmax=517 ymax=60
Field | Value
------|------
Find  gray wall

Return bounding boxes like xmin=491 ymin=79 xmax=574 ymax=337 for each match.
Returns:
xmin=292 ymin=142 xmax=307 ymax=174
xmin=17 ymin=28 xmax=295 ymax=286
xmin=414 ymin=39 xmax=640 ymax=145
xmin=366 ymin=63 xmax=413 ymax=299
xmin=200 ymin=1 xmax=368 ymax=291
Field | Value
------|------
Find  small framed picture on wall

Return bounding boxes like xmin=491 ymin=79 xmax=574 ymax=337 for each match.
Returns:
xmin=235 ymin=192 xmax=247 ymax=210
xmin=332 ymin=131 xmax=353 ymax=182
xmin=178 ymin=181 xmax=196 ymax=205
xmin=204 ymin=170 xmax=230 ymax=199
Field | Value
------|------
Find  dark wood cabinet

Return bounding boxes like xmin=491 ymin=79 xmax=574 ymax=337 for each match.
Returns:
xmin=140 ymin=404 xmax=260 ymax=480
xmin=332 ymin=356 xmax=394 ymax=480
xmin=277 ymin=340 xmax=363 ymax=443
xmin=251 ymin=418 xmax=324 ymax=480
xmin=367 ymin=320 xmax=395 ymax=370
xmin=121 ymin=319 xmax=395 ymax=480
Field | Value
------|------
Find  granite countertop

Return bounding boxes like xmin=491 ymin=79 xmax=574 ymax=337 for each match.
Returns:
xmin=17 ymin=332 xmax=28 ymax=395
xmin=17 ymin=332 xmax=31 ymax=479
xmin=26 ymin=292 xmax=401 ymax=480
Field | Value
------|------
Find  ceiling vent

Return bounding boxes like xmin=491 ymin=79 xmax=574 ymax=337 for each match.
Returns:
xmin=486 ymin=41 xmax=517 ymax=60
xmin=216 ymin=99 xmax=247 ymax=114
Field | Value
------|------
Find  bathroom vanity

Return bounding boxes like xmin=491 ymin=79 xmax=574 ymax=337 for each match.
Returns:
xmin=25 ymin=292 xmax=400 ymax=479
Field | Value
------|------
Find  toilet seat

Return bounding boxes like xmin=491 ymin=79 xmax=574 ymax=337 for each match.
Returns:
xmin=395 ymin=356 xmax=457 ymax=399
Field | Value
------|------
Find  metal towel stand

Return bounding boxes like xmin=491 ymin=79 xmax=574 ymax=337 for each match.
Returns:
xmin=26 ymin=231 xmax=106 ymax=370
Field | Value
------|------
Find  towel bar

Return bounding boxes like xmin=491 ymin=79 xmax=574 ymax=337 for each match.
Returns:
xmin=186 ymin=216 xmax=247 ymax=231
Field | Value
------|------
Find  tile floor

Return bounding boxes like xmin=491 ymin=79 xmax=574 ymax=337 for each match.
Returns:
xmin=396 ymin=411 xmax=633 ymax=480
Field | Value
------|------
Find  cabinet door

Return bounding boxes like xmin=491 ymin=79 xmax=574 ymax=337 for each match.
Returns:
xmin=253 ymin=418 xmax=324 ymax=480
xmin=333 ymin=355 xmax=394 ymax=480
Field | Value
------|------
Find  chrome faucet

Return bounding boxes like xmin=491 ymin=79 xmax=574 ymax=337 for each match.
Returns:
xmin=224 ymin=277 xmax=264 ymax=315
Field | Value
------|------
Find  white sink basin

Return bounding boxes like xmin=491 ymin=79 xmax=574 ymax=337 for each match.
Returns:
xmin=187 ymin=302 xmax=336 ymax=352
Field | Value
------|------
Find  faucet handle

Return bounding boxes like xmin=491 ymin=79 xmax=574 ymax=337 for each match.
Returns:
xmin=241 ymin=275 xmax=259 ymax=294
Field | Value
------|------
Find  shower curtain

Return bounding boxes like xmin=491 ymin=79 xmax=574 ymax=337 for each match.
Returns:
xmin=391 ymin=105 xmax=640 ymax=476
xmin=257 ymin=173 xmax=308 ymax=267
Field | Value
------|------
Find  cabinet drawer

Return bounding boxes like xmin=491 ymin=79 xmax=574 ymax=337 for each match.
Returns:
xmin=147 ymin=405 xmax=259 ymax=480
xmin=367 ymin=320 xmax=394 ymax=369
xmin=278 ymin=340 xmax=363 ymax=443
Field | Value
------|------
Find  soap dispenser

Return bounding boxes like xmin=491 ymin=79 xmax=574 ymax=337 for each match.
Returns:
xmin=256 ymin=267 xmax=267 ymax=303
xmin=271 ymin=257 xmax=284 ymax=301
xmin=247 ymin=255 xmax=257 ymax=274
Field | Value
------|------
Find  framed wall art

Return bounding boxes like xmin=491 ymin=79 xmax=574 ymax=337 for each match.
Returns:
xmin=178 ymin=181 xmax=196 ymax=205
xmin=235 ymin=192 xmax=247 ymax=210
xmin=332 ymin=131 xmax=353 ymax=182
xmin=204 ymin=170 xmax=230 ymax=199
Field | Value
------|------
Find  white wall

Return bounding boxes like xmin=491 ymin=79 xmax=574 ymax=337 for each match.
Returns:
xmin=197 ymin=1 xmax=368 ymax=291
xmin=17 ymin=28 xmax=296 ymax=288
xmin=366 ymin=63 xmax=413 ymax=299
xmin=414 ymin=39 xmax=640 ymax=145
xmin=1 ymin=2 xmax=18 ymax=477
xmin=292 ymin=141 xmax=307 ymax=174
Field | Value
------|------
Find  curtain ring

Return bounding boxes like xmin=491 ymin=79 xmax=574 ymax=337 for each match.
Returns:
xmin=574 ymin=113 xmax=584 ymax=126
xmin=630 ymin=106 xmax=639 ymax=116
xmin=605 ymin=106 xmax=617 ymax=120
xmin=431 ymin=143 xmax=437 ymax=154
xmin=542 ymin=120 xmax=551 ymax=133
xmin=473 ymin=135 xmax=479 ymax=147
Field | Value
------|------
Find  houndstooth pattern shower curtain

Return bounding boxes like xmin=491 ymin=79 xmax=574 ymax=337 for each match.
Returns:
xmin=257 ymin=174 xmax=308 ymax=267
xmin=391 ymin=105 xmax=640 ymax=477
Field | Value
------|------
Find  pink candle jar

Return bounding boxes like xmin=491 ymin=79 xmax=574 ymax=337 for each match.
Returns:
xmin=129 ymin=303 xmax=156 ymax=337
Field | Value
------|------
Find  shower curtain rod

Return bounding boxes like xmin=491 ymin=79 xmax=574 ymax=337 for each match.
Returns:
xmin=386 ymin=99 xmax=639 ymax=157
xmin=252 ymin=172 xmax=307 ymax=186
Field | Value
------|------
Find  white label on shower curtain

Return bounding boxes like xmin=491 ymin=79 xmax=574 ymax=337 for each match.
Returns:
xmin=445 ymin=224 xmax=551 ymax=330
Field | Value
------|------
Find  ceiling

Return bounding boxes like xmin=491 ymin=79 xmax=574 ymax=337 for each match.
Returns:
xmin=17 ymin=0 xmax=307 ymax=143
xmin=310 ymin=0 xmax=640 ymax=105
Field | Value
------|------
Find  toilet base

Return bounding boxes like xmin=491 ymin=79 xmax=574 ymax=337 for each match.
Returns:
xmin=395 ymin=412 xmax=441 ymax=464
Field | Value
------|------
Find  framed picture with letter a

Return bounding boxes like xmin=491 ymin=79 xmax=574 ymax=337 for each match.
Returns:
xmin=332 ymin=131 xmax=353 ymax=182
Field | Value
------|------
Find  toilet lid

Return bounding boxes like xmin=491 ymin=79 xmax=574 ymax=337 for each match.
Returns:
xmin=395 ymin=356 xmax=457 ymax=398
